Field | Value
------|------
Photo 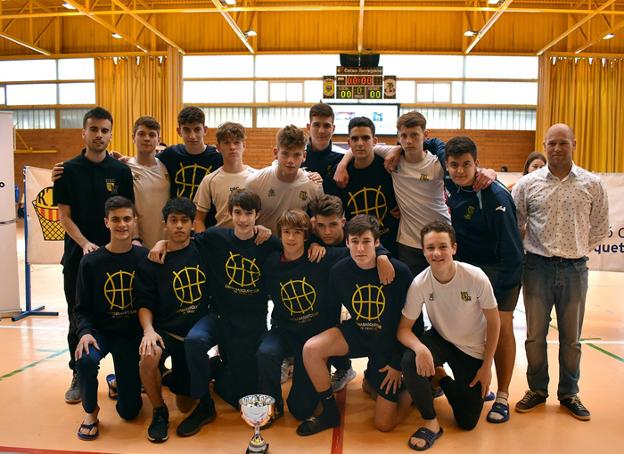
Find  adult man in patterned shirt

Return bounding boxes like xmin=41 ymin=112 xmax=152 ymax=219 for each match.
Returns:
xmin=512 ymin=123 xmax=609 ymax=421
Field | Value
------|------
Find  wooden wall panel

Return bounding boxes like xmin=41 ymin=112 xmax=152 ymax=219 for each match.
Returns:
xmin=13 ymin=128 xmax=534 ymax=197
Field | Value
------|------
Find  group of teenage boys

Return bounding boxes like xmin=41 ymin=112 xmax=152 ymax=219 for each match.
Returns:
xmin=53 ymin=100 xmax=608 ymax=450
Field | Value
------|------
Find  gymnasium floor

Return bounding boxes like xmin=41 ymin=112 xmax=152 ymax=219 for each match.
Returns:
xmin=1 ymin=223 xmax=622 ymax=454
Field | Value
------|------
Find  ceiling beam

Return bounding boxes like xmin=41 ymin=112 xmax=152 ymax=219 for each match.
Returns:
xmin=575 ymin=18 xmax=624 ymax=53
xmin=536 ymin=0 xmax=617 ymax=55
xmin=4 ymin=6 xmax=624 ymax=20
xmin=63 ymin=0 xmax=148 ymax=53
xmin=33 ymin=16 xmax=54 ymax=46
xmin=0 ymin=30 xmax=52 ymax=55
xmin=210 ymin=0 xmax=254 ymax=54
xmin=110 ymin=0 xmax=185 ymax=54
xmin=357 ymin=0 xmax=365 ymax=53
xmin=465 ymin=0 xmax=514 ymax=54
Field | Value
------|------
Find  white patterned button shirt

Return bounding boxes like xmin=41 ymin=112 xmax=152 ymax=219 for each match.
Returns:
xmin=512 ymin=164 xmax=609 ymax=259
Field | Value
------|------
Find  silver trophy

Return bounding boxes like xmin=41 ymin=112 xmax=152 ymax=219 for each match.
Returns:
xmin=239 ymin=394 xmax=275 ymax=454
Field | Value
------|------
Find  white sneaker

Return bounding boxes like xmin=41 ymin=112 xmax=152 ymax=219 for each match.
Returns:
xmin=280 ymin=357 xmax=294 ymax=384
xmin=331 ymin=368 xmax=357 ymax=392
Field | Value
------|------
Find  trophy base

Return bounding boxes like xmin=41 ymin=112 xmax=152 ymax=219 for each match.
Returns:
xmin=246 ymin=443 xmax=269 ymax=454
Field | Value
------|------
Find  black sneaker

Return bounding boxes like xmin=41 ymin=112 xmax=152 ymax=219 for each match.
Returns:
xmin=296 ymin=415 xmax=339 ymax=436
xmin=560 ymin=395 xmax=591 ymax=421
xmin=64 ymin=371 xmax=81 ymax=404
xmin=176 ymin=400 xmax=217 ymax=437
xmin=148 ymin=405 xmax=169 ymax=443
xmin=515 ymin=390 xmax=547 ymax=413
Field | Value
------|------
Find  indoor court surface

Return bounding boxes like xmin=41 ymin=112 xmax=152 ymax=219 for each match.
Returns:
xmin=0 ymin=224 xmax=622 ymax=454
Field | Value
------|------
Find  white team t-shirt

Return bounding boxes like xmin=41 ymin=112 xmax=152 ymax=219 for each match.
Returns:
xmin=194 ymin=166 xmax=257 ymax=228
xmin=127 ymin=158 xmax=170 ymax=249
xmin=375 ymin=145 xmax=450 ymax=248
xmin=245 ymin=166 xmax=323 ymax=232
xmin=403 ymin=261 xmax=497 ymax=359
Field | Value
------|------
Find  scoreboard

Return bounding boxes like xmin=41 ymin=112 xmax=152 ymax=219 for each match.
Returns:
xmin=323 ymin=67 xmax=396 ymax=100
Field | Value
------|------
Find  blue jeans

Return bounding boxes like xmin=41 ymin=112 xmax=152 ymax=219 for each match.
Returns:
xmin=522 ymin=253 xmax=588 ymax=400
xmin=75 ymin=332 xmax=142 ymax=419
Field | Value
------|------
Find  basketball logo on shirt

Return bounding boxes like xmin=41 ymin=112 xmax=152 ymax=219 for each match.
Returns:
xmin=299 ymin=191 xmax=309 ymax=201
xmin=172 ymin=266 xmax=206 ymax=306
xmin=174 ymin=164 xmax=212 ymax=200
xmin=347 ymin=186 xmax=387 ymax=226
xmin=464 ymin=206 xmax=475 ymax=220
xmin=225 ymin=252 xmax=260 ymax=288
xmin=351 ymin=284 xmax=386 ymax=321
xmin=280 ymin=277 xmax=316 ymax=315
xmin=460 ymin=291 xmax=472 ymax=302
xmin=104 ymin=270 xmax=135 ymax=311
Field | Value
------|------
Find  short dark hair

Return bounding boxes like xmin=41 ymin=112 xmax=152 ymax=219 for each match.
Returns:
xmin=446 ymin=136 xmax=477 ymax=161
xmin=177 ymin=106 xmax=205 ymax=126
xmin=421 ymin=221 xmax=456 ymax=248
xmin=277 ymin=209 xmax=312 ymax=240
xmin=523 ymin=151 xmax=547 ymax=175
xmin=83 ymin=107 xmax=113 ymax=128
xmin=348 ymin=116 xmax=375 ymax=136
xmin=308 ymin=194 xmax=344 ymax=218
xmin=346 ymin=214 xmax=381 ymax=240
xmin=397 ymin=111 xmax=426 ymax=130
xmin=276 ymin=125 xmax=307 ymax=150
xmin=133 ymin=116 xmax=161 ymax=135
xmin=216 ymin=122 xmax=246 ymax=143
xmin=228 ymin=189 xmax=261 ymax=213
xmin=162 ymin=197 xmax=196 ymax=222
xmin=104 ymin=196 xmax=136 ymax=217
xmin=309 ymin=103 xmax=335 ymax=122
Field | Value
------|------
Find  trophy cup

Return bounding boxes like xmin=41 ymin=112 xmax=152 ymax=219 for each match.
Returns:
xmin=239 ymin=394 xmax=275 ymax=454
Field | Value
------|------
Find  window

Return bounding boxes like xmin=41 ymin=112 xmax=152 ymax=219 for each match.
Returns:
xmin=0 ymin=60 xmax=56 ymax=82
xmin=6 ymin=84 xmax=57 ymax=105
xmin=0 ymin=87 xmax=5 ymax=105
xmin=255 ymin=54 xmax=338 ymax=77
xmin=416 ymin=83 xmax=451 ymax=103
xmin=379 ymin=55 xmax=463 ymax=78
xmin=269 ymin=82 xmax=303 ymax=102
xmin=201 ymin=107 xmax=253 ymax=128
xmin=465 ymin=56 xmax=538 ymax=79
xmin=465 ymin=109 xmax=536 ymax=130
xmin=256 ymin=107 xmax=308 ymax=127
xmin=183 ymin=55 xmax=254 ymax=78
xmin=60 ymin=109 xmax=89 ymax=128
xmin=183 ymin=81 xmax=254 ymax=103
xmin=464 ymin=82 xmax=538 ymax=105
xmin=58 ymin=58 xmax=95 ymax=80
xmin=59 ymin=83 xmax=96 ymax=104
xmin=400 ymin=107 xmax=461 ymax=129
xmin=12 ymin=109 xmax=56 ymax=129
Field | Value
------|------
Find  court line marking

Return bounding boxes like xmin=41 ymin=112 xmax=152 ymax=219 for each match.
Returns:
xmin=331 ymin=387 xmax=347 ymax=454
xmin=0 ymin=447 xmax=114 ymax=454
xmin=0 ymin=349 xmax=68 ymax=383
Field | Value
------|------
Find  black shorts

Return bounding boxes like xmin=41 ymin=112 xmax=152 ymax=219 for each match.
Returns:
xmin=338 ymin=320 xmax=403 ymax=403
xmin=156 ymin=329 xmax=191 ymax=396
xmin=480 ymin=263 xmax=521 ymax=312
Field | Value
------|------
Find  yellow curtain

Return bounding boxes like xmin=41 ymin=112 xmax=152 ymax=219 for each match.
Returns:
xmin=536 ymin=55 xmax=624 ymax=172
xmin=95 ymin=48 xmax=182 ymax=156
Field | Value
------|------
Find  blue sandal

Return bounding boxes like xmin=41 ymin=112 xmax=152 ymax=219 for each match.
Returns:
xmin=77 ymin=420 xmax=99 ymax=441
xmin=408 ymin=427 xmax=444 ymax=451
xmin=106 ymin=374 xmax=118 ymax=400
xmin=487 ymin=401 xmax=510 ymax=423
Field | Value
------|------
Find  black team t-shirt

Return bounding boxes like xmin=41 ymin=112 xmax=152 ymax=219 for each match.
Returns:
xmin=73 ymin=245 xmax=148 ymax=339
xmin=53 ymin=150 xmax=134 ymax=268
xmin=157 ymin=144 xmax=223 ymax=200
xmin=329 ymin=257 xmax=411 ymax=369
xmin=265 ymin=246 xmax=349 ymax=340
xmin=135 ymin=242 xmax=210 ymax=338
xmin=194 ymin=227 xmax=282 ymax=331
xmin=331 ymin=154 xmax=399 ymax=255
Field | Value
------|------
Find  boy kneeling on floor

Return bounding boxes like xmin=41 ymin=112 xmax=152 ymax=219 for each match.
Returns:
xmin=398 ymin=221 xmax=500 ymax=451
xmin=73 ymin=196 xmax=147 ymax=440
